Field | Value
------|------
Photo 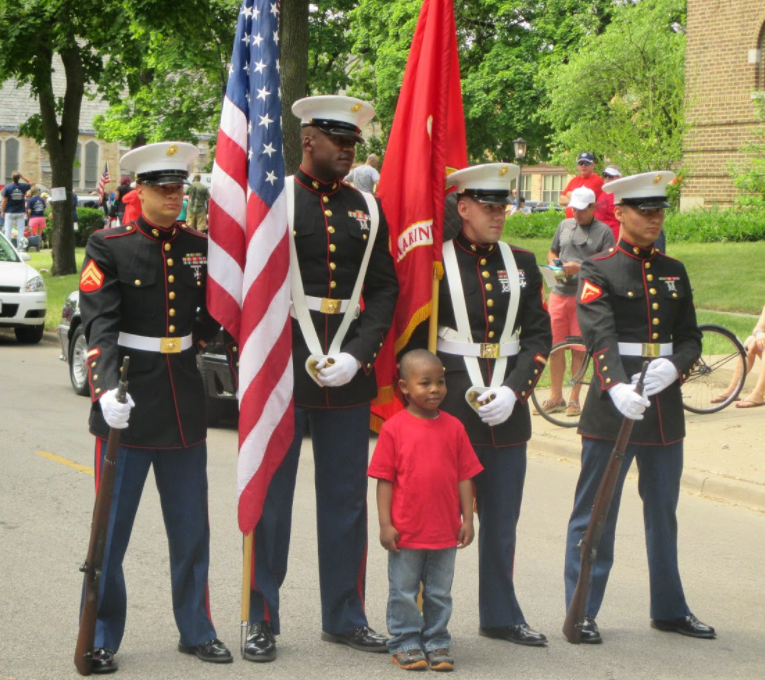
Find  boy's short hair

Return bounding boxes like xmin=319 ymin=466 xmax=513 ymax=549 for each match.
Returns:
xmin=399 ymin=349 xmax=443 ymax=380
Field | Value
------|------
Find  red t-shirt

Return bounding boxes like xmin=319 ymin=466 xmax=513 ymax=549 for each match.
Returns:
xmin=562 ymin=174 xmax=604 ymax=218
xmin=368 ymin=409 xmax=483 ymax=549
xmin=594 ymin=191 xmax=620 ymax=241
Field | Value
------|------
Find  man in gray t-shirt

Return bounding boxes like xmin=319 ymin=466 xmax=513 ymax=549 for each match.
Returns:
xmin=345 ymin=154 xmax=380 ymax=193
xmin=543 ymin=187 xmax=615 ymax=416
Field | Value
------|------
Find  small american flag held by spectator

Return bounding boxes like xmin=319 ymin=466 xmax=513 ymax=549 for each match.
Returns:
xmin=97 ymin=164 xmax=110 ymax=205
xmin=207 ymin=0 xmax=294 ymax=534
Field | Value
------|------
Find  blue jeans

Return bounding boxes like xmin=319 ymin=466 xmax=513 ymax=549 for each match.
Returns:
xmin=386 ymin=548 xmax=456 ymax=654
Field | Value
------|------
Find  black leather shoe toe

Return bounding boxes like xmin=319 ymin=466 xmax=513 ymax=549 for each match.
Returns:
xmin=479 ymin=624 xmax=548 ymax=646
xmin=244 ymin=621 xmax=277 ymax=662
xmin=321 ymin=625 xmax=389 ymax=652
xmin=579 ymin=616 xmax=602 ymax=644
xmin=178 ymin=638 xmax=233 ymax=663
xmin=91 ymin=648 xmax=118 ymax=674
xmin=651 ymin=614 xmax=716 ymax=639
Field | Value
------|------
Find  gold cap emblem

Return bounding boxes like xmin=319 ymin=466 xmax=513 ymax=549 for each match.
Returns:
xmin=653 ymin=173 xmax=662 ymax=184
xmin=499 ymin=166 xmax=509 ymax=177
xmin=351 ymin=103 xmax=362 ymax=113
xmin=166 ymin=144 xmax=178 ymax=157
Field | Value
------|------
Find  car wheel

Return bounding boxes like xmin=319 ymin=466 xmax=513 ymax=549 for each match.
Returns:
xmin=15 ymin=324 xmax=44 ymax=344
xmin=201 ymin=368 xmax=225 ymax=427
xmin=69 ymin=326 xmax=90 ymax=396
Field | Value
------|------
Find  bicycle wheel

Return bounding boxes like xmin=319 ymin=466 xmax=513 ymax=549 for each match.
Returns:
xmin=531 ymin=337 xmax=592 ymax=428
xmin=682 ymin=323 xmax=747 ymax=414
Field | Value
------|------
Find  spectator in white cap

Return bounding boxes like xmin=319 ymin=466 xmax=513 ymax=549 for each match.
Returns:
xmin=559 ymin=152 xmax=604 ymax=219
xmin=594 ymin=165 xmax=622 ymax=241
xmin=544 ymin=186 xmax=615 ymax=416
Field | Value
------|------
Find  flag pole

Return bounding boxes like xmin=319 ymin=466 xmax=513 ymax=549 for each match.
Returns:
xmin=240 ymin=531 xmax=253 ymax=658
xmin=427 ymin=262 xmax=444 ymax=353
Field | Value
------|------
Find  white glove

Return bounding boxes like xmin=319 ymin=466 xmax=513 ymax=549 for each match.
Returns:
xmin=317 ymin=352 xmax=361 ymax=387
xmin=99 ymin=388 xmax=136 ymax=429
xmin=608 ymin=383 xmax=650 ymax=420
xmin=631 ymin=358 xmax=679 ymax=397
xmin=477 ymin=386 xmax=518 ymax=426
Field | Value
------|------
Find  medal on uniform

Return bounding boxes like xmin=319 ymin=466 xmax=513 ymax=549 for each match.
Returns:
xmin=306 ymin=355 xmax=335 ymax=386
xmin=465 ymin=387 xmax=495 ymax=414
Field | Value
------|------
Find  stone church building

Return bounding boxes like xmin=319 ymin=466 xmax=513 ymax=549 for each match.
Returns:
xmin=682 ymin=0 xmax=765 ymax=209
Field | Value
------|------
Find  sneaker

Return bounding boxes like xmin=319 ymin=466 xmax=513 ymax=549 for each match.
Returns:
xmin=540 ymin=399 xmax=566 ymax=414
xmin=391 ymin=648 xmax=428 ymax=670
xmin=565 ymin=401 xmax=581 ymax=417
xmin=426 ymin=648 xmax=454 ymax=672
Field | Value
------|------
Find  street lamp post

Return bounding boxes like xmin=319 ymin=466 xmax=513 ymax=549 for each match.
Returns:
xmin=513 ymin=137 xmax=527 ymax=205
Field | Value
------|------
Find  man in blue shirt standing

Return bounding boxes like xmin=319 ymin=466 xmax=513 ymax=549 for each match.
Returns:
xmin=2 ymin=171 xmax=34 ymax=241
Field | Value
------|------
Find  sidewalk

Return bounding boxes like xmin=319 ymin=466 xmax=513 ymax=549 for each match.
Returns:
xmin=529 ymin=402 xmax=765 ymax=512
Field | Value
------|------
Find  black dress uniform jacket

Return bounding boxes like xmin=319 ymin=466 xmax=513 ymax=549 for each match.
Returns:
xmin=429 ymin=233 xmax=551 ymax=447
xmin=79 ymin=217 xmax=220 ymax=448
xmin=291 ymin=167 xmax=399 ymax=408
xmin=577 ymin=238 xmax=702 ymax=444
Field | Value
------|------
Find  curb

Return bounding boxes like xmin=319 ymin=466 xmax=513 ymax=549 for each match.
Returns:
xmin=528 ymin=429 xmax=765 ymax=513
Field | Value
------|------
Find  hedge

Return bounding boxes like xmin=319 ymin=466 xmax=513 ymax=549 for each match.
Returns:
xmin=42 ymin=206 xmax=107 ymax=247
xmin=502 ymin=207 xmax=765 ymax=244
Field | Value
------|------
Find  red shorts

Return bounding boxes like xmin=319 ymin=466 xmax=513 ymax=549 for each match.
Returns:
xmin=29 ymin=216 xmax=47 ymax=236
xmin=549 ymin=292 xmax=581 ymax=344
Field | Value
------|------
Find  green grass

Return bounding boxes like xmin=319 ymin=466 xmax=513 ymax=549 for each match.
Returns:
xmin=26 ymin=249 xmax=85 ymax=330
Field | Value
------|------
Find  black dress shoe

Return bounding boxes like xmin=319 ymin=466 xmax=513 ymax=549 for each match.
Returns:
xmin=244 ymin=621 xmax=277 ymax=662
xmin=478 ymin=624 xmax=548 ymax=646
xmin=651 ymin=614 xmax=716 ymax=639
xmin=579 ymin=616 xmax=602 ymax=644
xmin=178 ymin=638 xmax=233 ymax=663
xmin=321 ymin=625 xmax=389 ymax=652
xmin=91 ymin=648 xmax=117 ymax=674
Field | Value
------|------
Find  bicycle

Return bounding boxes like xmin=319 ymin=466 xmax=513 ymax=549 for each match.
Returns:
xmin=530 ymin=323 xmax=748 ymax=428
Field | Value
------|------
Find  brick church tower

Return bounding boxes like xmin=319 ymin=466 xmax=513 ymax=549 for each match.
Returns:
xmin=682 ymin=1 xmax=765 ymax=209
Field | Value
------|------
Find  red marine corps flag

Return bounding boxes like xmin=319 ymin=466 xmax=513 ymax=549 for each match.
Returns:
xmin=371 ymin=0 xmax=468 ymax=428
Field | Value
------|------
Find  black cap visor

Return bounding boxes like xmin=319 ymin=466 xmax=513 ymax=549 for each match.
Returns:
xmin=304 ymin=119 xmax=364 ymax=144
xmin=460 ymin=189 xmax=511 ymax=205
xmin=619 ymin=197 xmax=671 ymax=210
xmin=137 ymin=170 xmax=190 ymax=186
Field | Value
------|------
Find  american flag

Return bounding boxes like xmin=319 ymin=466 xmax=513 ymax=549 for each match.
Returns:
xmin=96 ymin=163 xmax=110 ymax=205
xmin=207 ymin=0 xmax=294 ymax=535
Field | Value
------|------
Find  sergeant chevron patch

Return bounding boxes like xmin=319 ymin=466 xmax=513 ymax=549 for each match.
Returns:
xmin=80 ymin=260 xmax=104 ymax=293
xmin=580 ymin=279 xmax=603 ymax=304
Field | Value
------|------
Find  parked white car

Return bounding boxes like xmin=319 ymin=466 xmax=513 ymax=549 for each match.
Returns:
xmin=0 ymin=231 xmax=47 ymax=343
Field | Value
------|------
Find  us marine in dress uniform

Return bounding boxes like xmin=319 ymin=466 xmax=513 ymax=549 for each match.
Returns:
xmin=77 ymin=142 xmax=232 ymax=673
xmin=563 ymin=171 xmax=715 ymax=643
xmin=243 ymin=96 xmax=399 ymax=662
xmin=417 ymin=164 xmax=552 ymax=646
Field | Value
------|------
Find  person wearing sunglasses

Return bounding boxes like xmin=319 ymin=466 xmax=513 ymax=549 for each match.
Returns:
xmin=544 ymin=187 xmax=615 ymax=416
xmin=559 ymin=152 xmax=604 ymax=219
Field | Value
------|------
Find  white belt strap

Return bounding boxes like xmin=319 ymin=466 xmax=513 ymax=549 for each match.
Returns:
xmin=618 ymin=342 xmax=674 ymax=357
xmin=436 ymin=329 xmax=520 ymax=358
xmin=118 ymin=331 xmax=193 ymax=353
xmin=441 ymin=240 xmax=522 ymax=388
xmin=286 ymin=176 xmax=378 ymax=356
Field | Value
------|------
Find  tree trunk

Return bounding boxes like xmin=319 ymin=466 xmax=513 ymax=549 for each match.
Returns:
xmin=36 ymin=44 xmax=85 ymax=276
xmin=280 ymin=0 xmax=310 ymax=175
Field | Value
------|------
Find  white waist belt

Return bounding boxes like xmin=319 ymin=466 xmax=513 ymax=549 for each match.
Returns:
xmin=437 ymin=337 xmax=520 ymax=359
xmin=618 ymin=342 xmax=673 ymax=357
xmin=118 ymin=331 xmax=193 ymax=354
xmin=289 ymin=295 xmax=356 ymax=319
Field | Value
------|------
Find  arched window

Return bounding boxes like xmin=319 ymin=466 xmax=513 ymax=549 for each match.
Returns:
xmin=85 ymin=141 xmax=99 ymax=189
xmin=4 ymin=137 xmax=20 ymax=184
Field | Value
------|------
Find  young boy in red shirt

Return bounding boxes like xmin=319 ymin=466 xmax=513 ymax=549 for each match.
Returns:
xmin=368 ymin=350 xmax=483 ymax=672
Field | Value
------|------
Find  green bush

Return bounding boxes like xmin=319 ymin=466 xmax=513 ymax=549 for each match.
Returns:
xmin=665 ymin=207 xmax=765 ymax=243
xmin=503 ymin=211 xmax=562 ymax=240
xmin=75 ymin=207 xmax=107 ymax=246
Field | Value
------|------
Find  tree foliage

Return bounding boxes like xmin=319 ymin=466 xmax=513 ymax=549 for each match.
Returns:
xmin=541 ymin=0 xmax=687 ymax=174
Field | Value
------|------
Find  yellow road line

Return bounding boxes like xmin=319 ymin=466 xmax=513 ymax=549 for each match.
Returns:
xmin=35 ymin=450 xmax=94 ymax=476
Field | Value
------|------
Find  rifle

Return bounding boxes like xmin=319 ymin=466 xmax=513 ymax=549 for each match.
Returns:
xmin=74 ymin=357 xmax=130 ymax=675
xmin=562 ymin=360 xmax=649 ymax=644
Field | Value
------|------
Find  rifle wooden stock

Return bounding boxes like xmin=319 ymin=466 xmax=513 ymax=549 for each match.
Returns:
xmin=562 ymin=361 xmax=649 ymax=644
xmin=74 ymin=357 xmax=130 ymax=675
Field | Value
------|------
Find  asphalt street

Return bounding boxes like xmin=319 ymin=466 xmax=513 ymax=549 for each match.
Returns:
xmin=1 ymin=333 xmax=764 ymax=679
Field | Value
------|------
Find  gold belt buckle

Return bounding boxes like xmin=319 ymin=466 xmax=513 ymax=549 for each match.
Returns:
xmin=641 ymin=342 xmax=661 ymax=358
xmin=479 ymin=343 xmax=500 ymax=359
xmin=320 ymin=298 xmax=341 ymax=314
xmin=160 ymin=337 xmax=183 ymax=354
